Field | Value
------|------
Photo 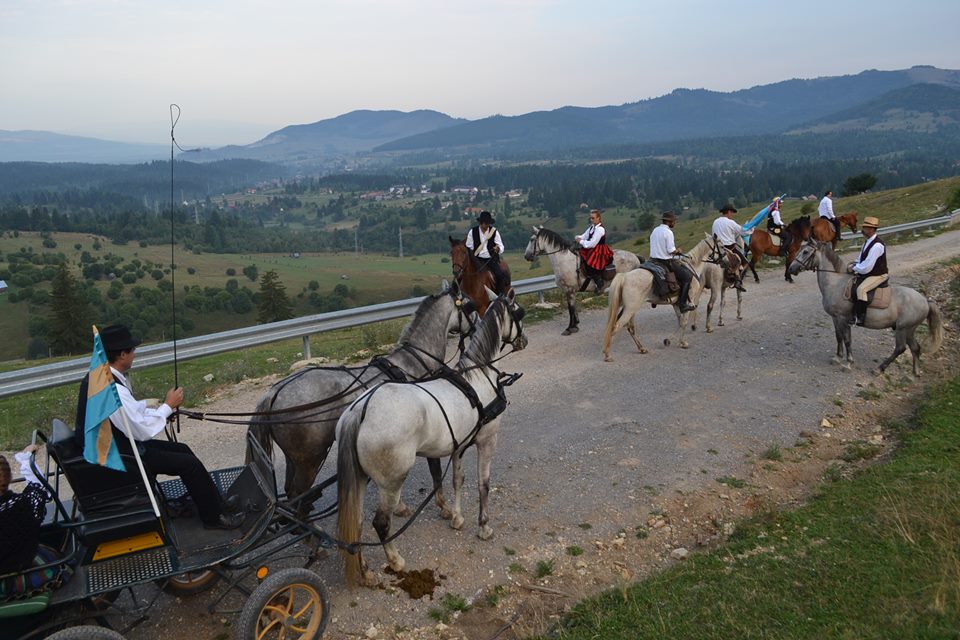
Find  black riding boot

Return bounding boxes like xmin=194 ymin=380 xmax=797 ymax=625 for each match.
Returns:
xmin=779 ymin=231 xmax=792 ymax=257
xmin=850 ymin=300 xmax=868 ymax=326
xmin=592 ymin=274 xmax=605 ymax=294
xmin=677 ymin=281 xmax=695 ymax=313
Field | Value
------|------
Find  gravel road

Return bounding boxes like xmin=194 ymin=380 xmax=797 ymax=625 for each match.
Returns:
xmin=45 ymin=230 xmax=960 ymax=638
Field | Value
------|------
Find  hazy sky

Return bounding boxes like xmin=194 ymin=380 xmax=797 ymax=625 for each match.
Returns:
xmin=2 ymin=0 xmax=958 ymax=146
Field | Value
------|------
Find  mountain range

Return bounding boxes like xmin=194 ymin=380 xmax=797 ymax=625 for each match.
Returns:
xmin=4 ymin=66 xmax=959 ymax=165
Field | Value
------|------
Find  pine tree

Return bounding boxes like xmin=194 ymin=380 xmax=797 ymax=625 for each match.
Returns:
xmin=257 ymin=270 xmax=293 ymax=323
xmin=48 ymin=263 xmax=91 ymax=355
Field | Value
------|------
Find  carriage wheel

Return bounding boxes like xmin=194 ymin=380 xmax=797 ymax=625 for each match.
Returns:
xmin=236 ymin=568 xmax=329 ymax=640
xmin=160 ymin=569 xmax=221 ymax=596
xmin=44 ymin=625 xmax=127 ymax=640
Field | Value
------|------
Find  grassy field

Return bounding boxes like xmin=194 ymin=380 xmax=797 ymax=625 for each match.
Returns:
xmin=543 ymin=373 xmax=960 ymax=639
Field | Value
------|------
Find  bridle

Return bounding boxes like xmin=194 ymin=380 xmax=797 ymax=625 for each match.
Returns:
xmin=527 ymin=228 xmax=571 ymax=258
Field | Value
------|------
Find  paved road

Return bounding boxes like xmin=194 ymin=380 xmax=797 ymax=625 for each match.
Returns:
xmin=139 ymin=229 xmax=960 ymax=638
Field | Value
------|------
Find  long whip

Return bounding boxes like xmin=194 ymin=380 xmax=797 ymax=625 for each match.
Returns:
xmin=168 ymin=105 xmax=183 ymax=438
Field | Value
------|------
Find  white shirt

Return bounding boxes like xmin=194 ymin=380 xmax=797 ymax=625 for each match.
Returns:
xmin=649 ymin=224 xmax=678 ymax=260
xmin=576 ymin=224 xmax=605 ymax=249
xmin=852 ymin=235 xmax=885 ymax=275
xmin=14 ymin=451 xmax=41 ymax=486
xmin=465 ymin=226 xmax=504 ymax=259
xmin=711 ymin=216 xmax=742 ymax=246
xmin=770 ymin=208 xmax=784 ymax=226
xmin=109 ymin=367 xmax=174 ymax=442
xmin=818 ymin=196 xmax=835 ymax=219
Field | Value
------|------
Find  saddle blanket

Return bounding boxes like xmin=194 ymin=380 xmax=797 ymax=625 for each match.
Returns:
xmin=844 ymin=279 xmax=891 ymax=309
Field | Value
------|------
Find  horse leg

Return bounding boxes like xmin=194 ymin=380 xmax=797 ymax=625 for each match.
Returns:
xmin=714 ymin=287 xmax=724 ymax=329
xmin=475 ymin=433 xmax=498 ymax=540
xmin=562 ymin=290 xmax=579 ymax=335
xmin=626 ymin=316 xmax=647 ymax=354
xmin=449 ymin=449 xmax=466 ymax=531
xmin=842 ymin=323 xmax=854 ymax=370
xmin=906 ymin=330 xmax=923 ymax=376
xmin=735 ymin=288 xmax=743 ymax=321
xmin=427 ymin=457 xmax=452 ymax=520
xmin=665 ymin=307 xmax=690 ymax=348
xmin=830 ymin=318 xmax=845 ymax=365
xmin=372 ymin=485 xmax=406 ymax=572
xmin=877 ymin=329 xmax=909 ymax=376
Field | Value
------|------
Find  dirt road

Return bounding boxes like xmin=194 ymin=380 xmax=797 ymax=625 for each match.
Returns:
xmin=122 ymin=229 xmax=960 ymax=639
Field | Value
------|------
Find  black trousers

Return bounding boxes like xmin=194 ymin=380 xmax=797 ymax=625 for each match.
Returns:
xmin=651 ymin=258 xmax=693 ymax=303
xmin=475 ymin=255 xmax=509 ymax=294
xmin=119 ymin=438 xmax=223 ymax=524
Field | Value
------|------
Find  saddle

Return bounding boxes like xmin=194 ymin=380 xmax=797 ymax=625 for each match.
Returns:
xmin=578 ymin=259 xmax=618 ymax=282
xmin=638 ymin=262 xmax=679 ymax=299
xmin=844 ymin=279 xmax=892 ymax=309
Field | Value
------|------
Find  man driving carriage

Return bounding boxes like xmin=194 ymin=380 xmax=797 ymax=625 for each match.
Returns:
xmin=465 ymin=210 xmax=510 ymax=296
xmin=711 ymin=203 xmax=749 ymax=292
xmin=74 ymin=325 xmax=243 ymax=530
xmin=649 ymin=211 xmax=696 ymax=313
xmin=575 ymin=209 xmax=614 ymax=293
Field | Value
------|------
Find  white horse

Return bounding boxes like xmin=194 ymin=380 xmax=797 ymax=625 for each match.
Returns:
xmin=787 ymin=239 xmax=943 ymax=375
xmin=336 ymin=292 xmax=527 ymax=587
xmin=523 ymin=225 xmax=642 ymax=335
xmin=602 ymin=236 xmax=727 ymax=361
xmin=690 ymin=258 xmax=744 ymax=333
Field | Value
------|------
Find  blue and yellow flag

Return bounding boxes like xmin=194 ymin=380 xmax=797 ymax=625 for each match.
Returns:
xmin=83 ymin=325 xmax=125 ymax=471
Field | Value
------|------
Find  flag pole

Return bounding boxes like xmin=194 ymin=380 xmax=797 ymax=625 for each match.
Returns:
xmin=116 ymin=410 xmax=162 ymax=519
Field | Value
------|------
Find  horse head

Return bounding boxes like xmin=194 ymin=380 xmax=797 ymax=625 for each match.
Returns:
xmin=523 ymin=225 xmax=544 ymax=262
xmin=788 ymin=238 xmax=822 ymax=276
xmin=486 ymin=286 xmax=527 ymax=352
xmin=793 ymin=215 xmax=813 ymax=239
xmin=441 ymin=279 xmax=478 ymax=339
xmin=704 ymin=233 xmax=731 ymax=269
xmin=842 ymin=212 xmax=858 ymax=234
xmin=449 ymin=236 xmax=468 ymax=281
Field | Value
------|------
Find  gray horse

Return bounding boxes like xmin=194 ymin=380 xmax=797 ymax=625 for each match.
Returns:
xmin=246 ymin=282 xmax=475 ymax=515
xmin=523 ymin=225 xmax=641 ymax=335
xmin=788 ymin=240 xmax=943 ymax=375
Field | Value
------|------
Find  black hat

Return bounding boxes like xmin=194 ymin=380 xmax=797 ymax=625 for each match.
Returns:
xmin=660 ymin=211 xmax=677 ymax=223
xmin=719 ymin=203 xmax=738 ymax=213
xmin=100 ymin=324 xmax=141 ymax=352
xmin=476 ymin=210 xmax=495 ymax=224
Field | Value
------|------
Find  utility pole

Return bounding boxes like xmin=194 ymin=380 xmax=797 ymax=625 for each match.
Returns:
xmin=354 ymin=225 xmax=359 ymax=255
xmin=398 ymin=226 xmax=403 ymax=258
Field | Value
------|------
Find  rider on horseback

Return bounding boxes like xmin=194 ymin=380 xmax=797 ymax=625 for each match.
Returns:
xmin=846 ymin=216 xmax=888 ymax=326
xmin=575 ymin=209 xmax=614 ymax=294
xmin=711 ymin=203 xmax=749 ymax=292
xmin=465 ymin=210 xmax=509 ymax=296
xmin=649 ymin=211 xmax=696 ymax=313
xmin=819 ymin=190 xmax=841 ymax=240
xmin=766 ymin=199 xmax=793 ymax=257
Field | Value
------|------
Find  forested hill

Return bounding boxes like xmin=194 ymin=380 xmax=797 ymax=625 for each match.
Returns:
xmin=0 ymin=159 xmax=288 ymax=205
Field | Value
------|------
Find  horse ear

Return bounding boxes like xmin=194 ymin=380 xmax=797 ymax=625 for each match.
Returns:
xmin=449 ymin=235 xmax=457 ymax=245
xmin=483 ymin=286 xmax=497 ymax=302
xmin=440 ymin=279 xmax=450 ymax=293
xmin=506 ymin=288 xmax=516 ymax=304
xmin=531 ymin=226 xmax=539 ymax=233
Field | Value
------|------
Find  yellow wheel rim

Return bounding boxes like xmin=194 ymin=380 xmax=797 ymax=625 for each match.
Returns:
xmin=256 ymin=583 xmax=324 ymax=640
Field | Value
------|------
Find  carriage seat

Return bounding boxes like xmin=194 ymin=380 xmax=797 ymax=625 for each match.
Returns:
xmin=47 ymin=420 xmax=160 ymax=548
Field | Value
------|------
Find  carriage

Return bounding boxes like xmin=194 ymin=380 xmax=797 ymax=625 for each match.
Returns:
xmin=0 ymin=421 xmax=335 ymax=640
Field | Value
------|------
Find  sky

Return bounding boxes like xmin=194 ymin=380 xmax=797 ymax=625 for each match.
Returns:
xmin=1 ymin=0 xmax=958 ymax=147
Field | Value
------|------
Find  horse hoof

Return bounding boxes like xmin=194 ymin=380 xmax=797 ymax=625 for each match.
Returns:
xmin=706 ymin=327 xmax=714 ymax=333
xmin=451 ymin=514 xmax=465 ymax=530
xmin=718 ymin=320 xmax=725 ymax=327
xmin=663 ymin=338 xmax=671 ymax=346
xmin=736 ymin=315 xmax=742 ymax=321
xmin=639 ymin=348 xmax=648 ymax=354
xmin=561 ymin=329 xmax=571 ymax=336
xmin=604 ymin=355 xmax=614 ymax=362
xmin=388 ymin=556 xmax=406 ymax=573
xmin=393 ymin=505 xmax=412 ymax=518
xmin=361 ymin=570 xmax=377 ymax=588
xmin=478 ymin=525 xmax=494 ymax=541
xmin=439 ymin=508 xmax=453 ymax=520
xmin=567 ymin=326 xmax=579 ymax=334
xmin=680 ymin=342 xmax=689 ymax=349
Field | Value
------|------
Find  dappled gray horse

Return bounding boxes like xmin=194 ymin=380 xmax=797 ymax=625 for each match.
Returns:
xmin=788 ymin=240 xmax=943 ymax=375
xmin=523 ymin=225 xmax=642 ymax=335
xmin=337 ymin=292 xmax=526 ymax=587
xmin=246 ymin=282 xmax=475 ymax=516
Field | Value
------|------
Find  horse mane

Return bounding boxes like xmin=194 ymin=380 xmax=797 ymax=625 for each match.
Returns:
xmin=819 ymin=243 xmax=846 ymax=272
xmin=788 ymin=215 xmax=811 ymax=232
xmin=460 ymin=297 xmax=505 ymax=366
xmin=537 ymin=227 xmax=574 ymax=252
xmin=397 ymin=291 xmax=445 ymax=344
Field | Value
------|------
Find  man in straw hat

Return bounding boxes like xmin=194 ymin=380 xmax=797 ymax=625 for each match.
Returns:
xmin=649 ymin=211 xmax=696 ymax=312
xmin=711 ymin=203 xmax=749 ymax=292
xmin=846 ymin=216 xmax=887 ymax=326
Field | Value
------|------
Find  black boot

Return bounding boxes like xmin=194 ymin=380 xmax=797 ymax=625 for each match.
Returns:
xmin=592 ymin=274 xmax=605 ymax=294
xmin=779 ymin=232 xmax=791 ymax=257
xmin=850 ymin=300 xmax=867 ymax=326
xmin=677 ymin=282 xmax=695 ymax=313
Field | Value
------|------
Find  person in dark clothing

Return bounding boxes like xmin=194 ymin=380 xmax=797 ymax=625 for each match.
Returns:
xmin=0 ymin=445 xmax=48 ymax=574
xmin=75 ymin=325 xmax=242 ymax=530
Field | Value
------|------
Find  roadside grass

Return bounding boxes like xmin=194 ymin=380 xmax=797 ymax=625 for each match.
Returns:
xmin=544 ymin=375 xmax=960 ymax=639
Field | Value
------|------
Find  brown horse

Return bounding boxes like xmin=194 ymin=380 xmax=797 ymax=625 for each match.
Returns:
xmin=748 ymin=215 xmax=812 ymax=283
xmin=811 ymin=212 xmax=858 ymax=249
xmin=449 ymin=237 xmax=512 ymax=317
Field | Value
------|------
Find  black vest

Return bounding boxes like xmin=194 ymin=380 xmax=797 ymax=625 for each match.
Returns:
xmin=859 ymin=236 xmax=887 ymax=277
xmin=585 ymin=225 xmax=607 ymax=245
xmin=470 ymin=226 xmax=497 ymax=255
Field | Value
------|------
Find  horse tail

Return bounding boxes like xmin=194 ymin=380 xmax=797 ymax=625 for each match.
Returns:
xmin=922 ymin=299 xmax=944 ymax=355
xmin=336 ymin=404 xmax=368 ymax=589
xmin=602 ymin=273 xmax=626 ymax=355
xmin=245 ymin=396 xmax=275 ymax=465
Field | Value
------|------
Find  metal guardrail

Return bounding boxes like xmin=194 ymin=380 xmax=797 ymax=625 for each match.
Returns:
xmin=2 ymin=209 xmax=956 ymax=399
xmin=0 ymin=275 xmax=559 ymax=398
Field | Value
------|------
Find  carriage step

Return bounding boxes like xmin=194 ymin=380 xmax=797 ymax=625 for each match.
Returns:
xmin=159 ymin=466 xmax=245 ymax=501
xmin=87 ymin=546 xmax=174 ymax=593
